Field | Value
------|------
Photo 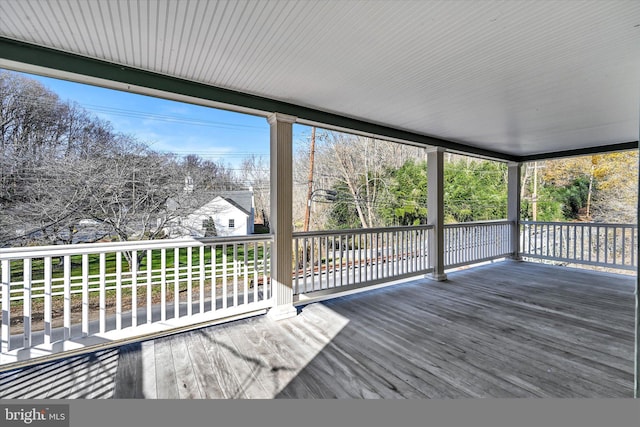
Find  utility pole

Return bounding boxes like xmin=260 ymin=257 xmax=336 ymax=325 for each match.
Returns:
xmin=303 ymin=127 xmax=316 ymax=232
xmin=586 ymin=158 xmax=596 ymax=219
xmin=532 ymin=161 xmax=537 ymax=221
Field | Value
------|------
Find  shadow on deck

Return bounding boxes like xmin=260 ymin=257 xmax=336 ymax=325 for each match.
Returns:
xmin=0 ymin=260 xmax=635 ymax=399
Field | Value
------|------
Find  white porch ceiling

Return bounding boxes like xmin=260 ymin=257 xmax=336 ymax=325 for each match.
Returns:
xmin=0 ymin=0 xmax=638 ymax=158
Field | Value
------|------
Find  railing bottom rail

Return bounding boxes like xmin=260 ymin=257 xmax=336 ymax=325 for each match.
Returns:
xmin=294 ymin=269 xmax=434 ymax=306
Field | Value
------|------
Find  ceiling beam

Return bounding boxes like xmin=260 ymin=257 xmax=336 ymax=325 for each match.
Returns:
xmin=1 ymin=36 xmax=636 ymax=163
xmin=518 ymin=141 xmax=639 ymax=162
xmin=0 ymin=36 xmax=519 ymax=161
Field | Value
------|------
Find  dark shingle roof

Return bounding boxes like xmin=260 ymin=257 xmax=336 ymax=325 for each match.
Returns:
xmin=215 ymin=191 xmax=253 ymax=215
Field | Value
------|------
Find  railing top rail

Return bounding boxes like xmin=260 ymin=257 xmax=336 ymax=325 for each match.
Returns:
xmin=444 ymin=220 xmax=513 ymax=228
xmin=293 ymin=224 xmax=434 ymax=238
xmin=521 ymin=220 xmax=637 ymax=228
xmin=0 ymin=234 xmax=274 ymax=260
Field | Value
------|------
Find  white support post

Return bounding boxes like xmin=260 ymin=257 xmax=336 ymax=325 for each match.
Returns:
xmin=427 ymin=147 xmax=447 ymax=281
xmin=635 ymin=143 xmax=639 ymax=399
xmin=23 ymin=259 xmax=32 ymax=349
xmin=44 ymin=256 xmax=52 ymax=345
xmin=508 ymin=162 xmax=522 ymax=260
xmin=1 ymin=260 xmax=9 ymax=353
xmin=267 ymin=113 xmax=298 ymax=320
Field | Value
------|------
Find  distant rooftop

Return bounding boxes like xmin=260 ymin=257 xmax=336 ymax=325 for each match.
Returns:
xmin=214 ymin=190 xmax=253 ymax=215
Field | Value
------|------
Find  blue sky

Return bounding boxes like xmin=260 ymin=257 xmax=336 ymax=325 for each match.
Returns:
xmin=11 ymin=69 xmax=311 ymax=168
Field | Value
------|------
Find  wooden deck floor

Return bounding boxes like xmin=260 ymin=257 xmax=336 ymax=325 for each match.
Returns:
xmin=0 ymin=260 xmax=635 ymax=399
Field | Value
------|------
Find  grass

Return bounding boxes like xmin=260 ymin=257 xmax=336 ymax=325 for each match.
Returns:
xmin=4 ymin=243 xmax=267 ymax=283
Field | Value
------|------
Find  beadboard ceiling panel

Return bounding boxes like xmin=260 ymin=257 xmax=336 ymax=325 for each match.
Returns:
xmin=0 ymin=0 xmax=638 ymax=158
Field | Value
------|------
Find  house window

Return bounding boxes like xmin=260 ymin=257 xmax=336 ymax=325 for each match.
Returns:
xmin=228 ymin=219 xmax=235 ymax=228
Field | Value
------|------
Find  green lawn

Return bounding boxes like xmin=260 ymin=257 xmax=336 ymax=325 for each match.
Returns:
xmin=2 ymin=243 xmax=271 ymax=316
xmin=4 ymin=243 xmax=267 ymax=283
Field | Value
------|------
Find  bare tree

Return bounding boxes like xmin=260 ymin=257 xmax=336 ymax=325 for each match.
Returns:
xmin=314 ymin=131 xmax=422 ymax=228
xmin=589 ymin=152 xmax=638 ymax=223
xmin=0 ymin=72 xmax=109 ymax=245
xmin=240 ymin=154 xmax=270 ymax=226
xmin=88 ymin=146 xmax=170 ymax=241
xmin=0 ymin=71 xmax=245 ymax=248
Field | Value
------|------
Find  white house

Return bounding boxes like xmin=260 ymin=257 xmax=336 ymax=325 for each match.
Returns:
xmin=166 ymin=190 xmax=255 ymax=238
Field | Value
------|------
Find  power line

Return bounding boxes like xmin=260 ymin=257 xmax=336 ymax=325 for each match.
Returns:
xmin=3 ymin=94 xmax=267 ymax=132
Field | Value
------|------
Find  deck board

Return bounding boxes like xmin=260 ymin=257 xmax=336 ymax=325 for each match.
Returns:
xmin=113 ymin=344 xmax=142 ymax=398
xmin=139 ymin=341 xmax=157 ymax=398
xmin=182 ymin=330 xmax=223 ymax=399
xmin=170 ymin=333 xmax=203 ymax=399
xmin=0 ymin=261 xmax=635 ymax=399
xmin=319 ymin=294 xmax=533 ymax=398
xmin=195 ymin=326 xmax=249 ymax=398
xmin=296 ymin=309 xmax=457 ymax=398
xmin=153 ymin=336 xmax=179 ymax=399
xmin=218 ymin=322 xmax=272 ymax=398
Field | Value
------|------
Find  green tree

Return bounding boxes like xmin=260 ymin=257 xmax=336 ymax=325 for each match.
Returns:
xmin=444 ymin=158 xmax=508 ymax=223
xmin=528 ymin=175 xmax=592 ymax=221
xmin=522 ymin=185 xmax=564 ymax=221
xmin=559 ymin=176 xmax=591 ymax=219
xmin=327 ymin=181 xmax=363 ymax=229
xmin=379 ymin=159 xmax=428 ymax=226
xmin=203 ymin=216 xmax=217 ymax=237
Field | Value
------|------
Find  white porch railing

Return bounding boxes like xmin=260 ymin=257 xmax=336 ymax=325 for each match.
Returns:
xmin=292 ymin=225 xmax=433 ymax=296
xmin=521 ymin=221 xmax=637 ymax=271
xmin=4 ymin=220 xmax=633 ymax=366
xmin=444 ymin=220 xmax=514 ymax=268
xmin=0 ymin=235 xmax=272 ymax=365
